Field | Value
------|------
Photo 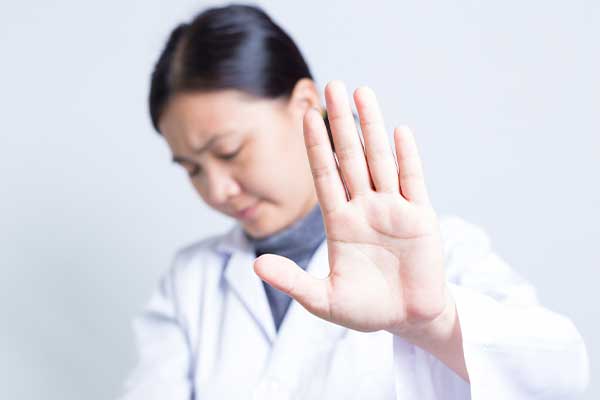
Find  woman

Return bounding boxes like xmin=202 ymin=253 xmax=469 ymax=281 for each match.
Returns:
xmin=119 ymin=4 xmax=588 ymax=399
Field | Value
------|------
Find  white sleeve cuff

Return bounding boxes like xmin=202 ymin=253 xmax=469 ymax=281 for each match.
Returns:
xmin=449 ymin=283 xmax=589 ymax=399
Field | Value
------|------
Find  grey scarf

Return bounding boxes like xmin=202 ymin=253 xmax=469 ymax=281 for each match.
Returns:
xmin=243 ymin=202 xmax=326 ymax=332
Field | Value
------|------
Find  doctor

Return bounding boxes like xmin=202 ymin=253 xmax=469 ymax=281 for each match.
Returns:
xmin=120 ymin=4 xmax=589 ymax=399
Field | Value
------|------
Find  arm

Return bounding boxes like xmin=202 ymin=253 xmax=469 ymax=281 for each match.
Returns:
xmin=252 ymin=81 xmax=588 ymax=399
xmin=393 ymin=217 xmax=589 ymax=399
xmin=117 ymin=256 xmax=192 ymax=400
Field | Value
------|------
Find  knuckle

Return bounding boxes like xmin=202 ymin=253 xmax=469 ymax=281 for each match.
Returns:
xmin=334 ymin=146 xmax=358 ymax=162
xmin=310 ymin=163 xmax=333 ymax=180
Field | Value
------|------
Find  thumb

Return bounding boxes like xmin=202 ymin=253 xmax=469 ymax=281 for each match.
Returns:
xmin=253 ymin=254 xmax=331 ymax=321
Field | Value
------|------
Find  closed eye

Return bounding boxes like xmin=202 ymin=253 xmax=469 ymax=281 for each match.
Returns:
xmin=185 ymin=152 xmax=237 ymax=177
xmin=217 ymin=148 xmax=241 ymax=160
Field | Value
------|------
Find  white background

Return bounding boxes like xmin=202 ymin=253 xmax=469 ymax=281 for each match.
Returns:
xmin=1 ymin=1 xmax=598 ymax=399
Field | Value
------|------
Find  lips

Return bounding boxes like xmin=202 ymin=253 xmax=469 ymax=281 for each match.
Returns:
xmin=234 ymin=201 xmax=259 ymax=219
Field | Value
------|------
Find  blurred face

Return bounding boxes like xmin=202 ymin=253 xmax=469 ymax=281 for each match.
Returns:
xmin=158 ymin=81 xmax=320 ymax=239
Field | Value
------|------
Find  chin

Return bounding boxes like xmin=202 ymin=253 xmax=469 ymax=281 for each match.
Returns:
xmin=242 ymin=215 xmax=283 ymax=239
xmin=243 ymin=222 xmax=273 ymax=240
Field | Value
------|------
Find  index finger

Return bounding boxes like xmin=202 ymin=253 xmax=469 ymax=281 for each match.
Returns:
xmin=303 ymin=107 xmax=348 ymax=215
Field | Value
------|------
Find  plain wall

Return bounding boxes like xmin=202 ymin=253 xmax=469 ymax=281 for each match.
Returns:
xmin=1 ymin=1 xmax=598 ymax=398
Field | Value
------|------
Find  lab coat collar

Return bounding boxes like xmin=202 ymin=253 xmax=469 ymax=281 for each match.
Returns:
xmin=215 ymin=222 xmax=253 ymax=254
xmin=263 ymin=238 xmax=347 ymax=395
xmin=216 ymin=222 xmax=347 ymax=394
xmin=216 ymin=223 xmax=277 ymax=341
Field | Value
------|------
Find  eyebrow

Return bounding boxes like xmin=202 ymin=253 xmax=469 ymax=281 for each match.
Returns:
xmin=171 ymin=131 xmax=234 ymax=164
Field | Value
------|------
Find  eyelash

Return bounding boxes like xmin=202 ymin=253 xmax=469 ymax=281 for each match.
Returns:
xmin=218 ymin=149 xmax=240 ymax=161
xmin=186 ymin=149 xmax=241 ymax=178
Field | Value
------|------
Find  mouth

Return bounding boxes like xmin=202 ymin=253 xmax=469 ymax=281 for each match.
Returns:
xmin=234 ymin=201 xmax=260 ymax=220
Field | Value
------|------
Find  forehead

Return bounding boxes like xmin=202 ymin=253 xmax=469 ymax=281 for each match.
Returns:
xmin=158 ymin=90 xmax=287 ymax=151
xmin=159 ymin=90 xmax=250 ymax=138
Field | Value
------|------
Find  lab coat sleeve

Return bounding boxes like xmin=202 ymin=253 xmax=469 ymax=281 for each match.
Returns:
xmin=393 ymin=216 xmax=589 ymax=399
xmin=117 ymin=253 xmax=193 ymax=400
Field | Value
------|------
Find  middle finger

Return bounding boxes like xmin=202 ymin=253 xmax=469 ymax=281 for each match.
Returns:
xmin=353 ymin=86 xmax=400 ymax=193
xmin=325 ymin=80 xmax=372 ymax=197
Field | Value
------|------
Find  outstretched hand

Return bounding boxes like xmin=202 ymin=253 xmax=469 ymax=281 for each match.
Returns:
xmin=254 ymin=80 xmax=450 ymax=339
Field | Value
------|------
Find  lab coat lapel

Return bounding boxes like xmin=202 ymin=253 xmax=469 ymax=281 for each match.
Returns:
xmin=216 ymin=223 xmax=276 ymax=342
xmin=262 ymin=238 xmax=347 ymax=395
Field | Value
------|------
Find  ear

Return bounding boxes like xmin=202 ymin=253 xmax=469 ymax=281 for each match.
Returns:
xmin=287 ymin=78 xmax=322 ymax=118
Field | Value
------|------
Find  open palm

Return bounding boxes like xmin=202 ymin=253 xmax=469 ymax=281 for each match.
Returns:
xmin=254 ymin=81 xmax=448 ymax=336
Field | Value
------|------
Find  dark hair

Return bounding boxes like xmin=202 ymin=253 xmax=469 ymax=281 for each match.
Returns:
xmin=148 ymin=3 xmax=352 ymax=151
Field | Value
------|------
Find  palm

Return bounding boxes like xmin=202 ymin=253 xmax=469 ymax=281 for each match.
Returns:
xmin=255 ymin=81 xmax=447 ymax=334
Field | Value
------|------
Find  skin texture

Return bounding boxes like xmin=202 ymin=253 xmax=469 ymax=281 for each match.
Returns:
xmin=158 ymin=78 xmax=321 ymax=239
xmin=159 ymin=78 xmax=469 ymax=382
xmin=254 ymin=81 xmax=469 ymax=382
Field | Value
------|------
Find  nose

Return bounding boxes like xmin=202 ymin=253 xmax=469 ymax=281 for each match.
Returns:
xmin=204 ymin=165 xmax=241 ymax=206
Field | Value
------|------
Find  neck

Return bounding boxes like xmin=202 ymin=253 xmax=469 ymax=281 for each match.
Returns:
xmin=244 ymin=201 xmax=325 ymax=261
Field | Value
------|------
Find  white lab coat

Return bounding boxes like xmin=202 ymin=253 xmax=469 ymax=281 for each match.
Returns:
xmin=118 ymin=215 xmax=589 ymax=399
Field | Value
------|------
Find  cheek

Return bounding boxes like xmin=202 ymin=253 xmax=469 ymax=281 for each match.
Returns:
xmin=240 ymin=153 xmax=281 ymax=197
xmin=254 ymin=157 xmax=312 ymax=200
xmin=239 ymin=132 xmax=313 ymax=201
xmin=234 ymin=148 xmax=278 ymax=197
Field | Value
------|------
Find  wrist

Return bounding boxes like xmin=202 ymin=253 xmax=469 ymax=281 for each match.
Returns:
xmin=389 ymin=287 xmax=457 ymax=347
xmin=388 ymin=288 xmax=470 ymax=382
